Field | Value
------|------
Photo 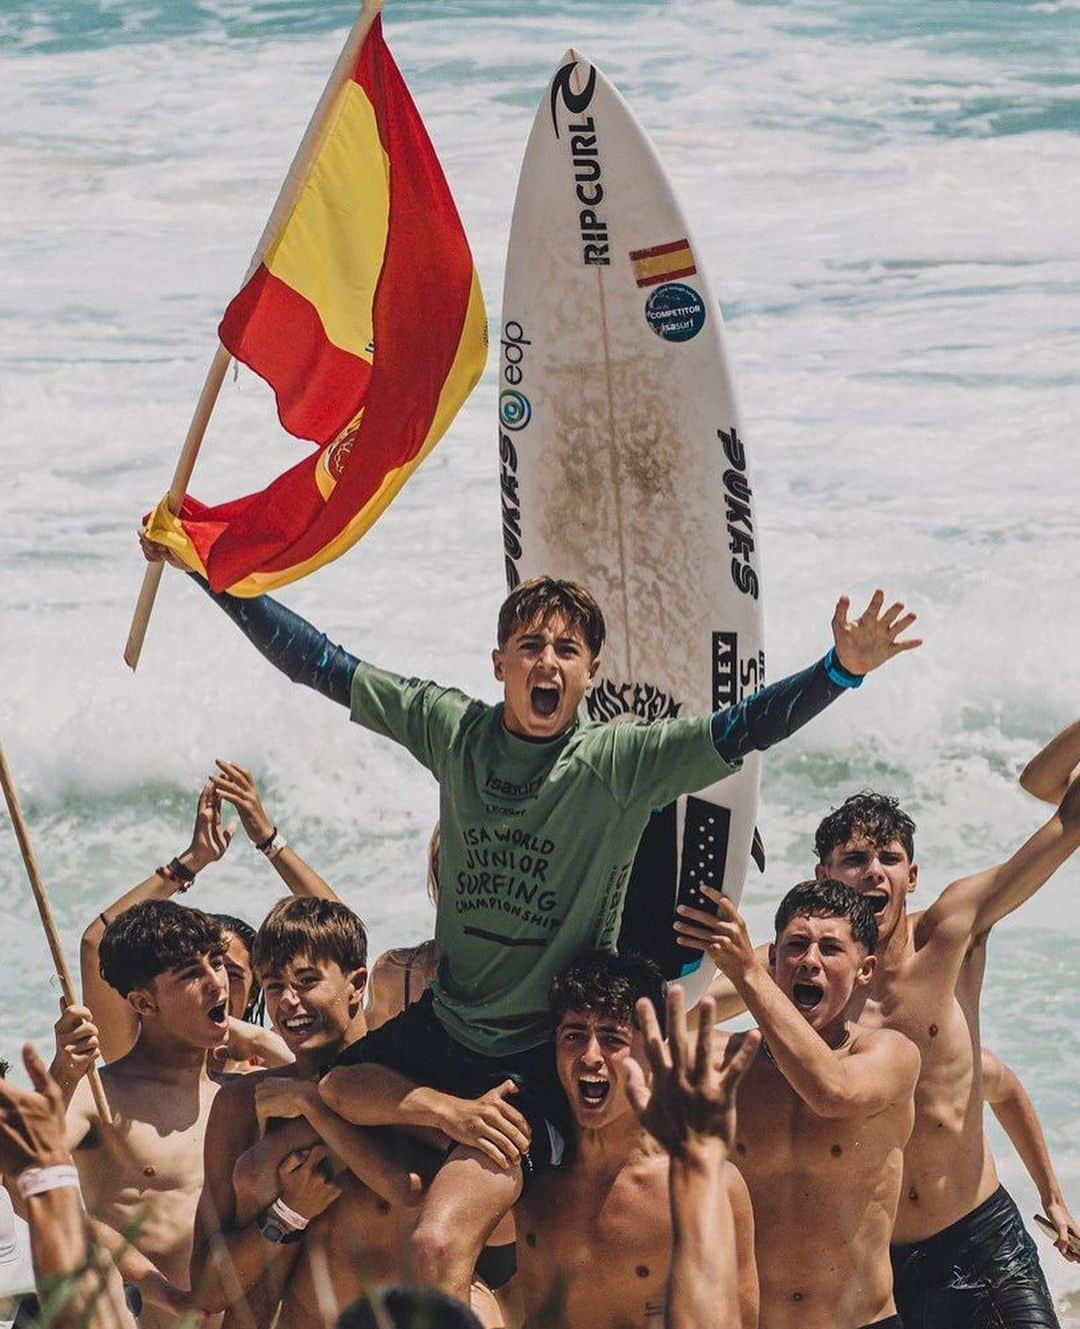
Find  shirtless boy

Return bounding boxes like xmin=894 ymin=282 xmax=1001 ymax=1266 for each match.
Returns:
xmin=815 ymin=782 xmax=1079 ymax=1329
xmin=143 ymin=537 xmax=919 ymax=1302
xmin=190 ymin=896 xmax=439 ymax=1329
xmin=64 ymin=899 xmax=231 ymax=1329
xmin=514 ymin=952 xmax=756 ymax=1329
xmin=682 ymin=879 xmax=919 ymax=1329
xmin=689 ymin=771 xmax=1080 ymax=1328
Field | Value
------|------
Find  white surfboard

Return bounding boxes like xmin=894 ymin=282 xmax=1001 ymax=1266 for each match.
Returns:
xmin=498 ymin=51 xmax=766 ymax=1000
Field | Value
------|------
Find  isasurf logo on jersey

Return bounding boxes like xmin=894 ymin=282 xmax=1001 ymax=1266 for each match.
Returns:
xmin=713 ymin=632 xmax=767 ymax=710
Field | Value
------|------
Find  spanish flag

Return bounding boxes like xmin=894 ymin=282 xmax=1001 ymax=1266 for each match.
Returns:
xmin=145 ymin=16 xmax=487 ymax=596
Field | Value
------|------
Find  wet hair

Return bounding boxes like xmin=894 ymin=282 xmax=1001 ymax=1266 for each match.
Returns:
xmin=497 ymin=576 xmax=606 ymax=658
xmin=774 ymin=879 xmax=878 ymax=954
xmin=336 ymin=1286 xmax=482 ymax=1329
xmin=0 ymin=1060 xmax=8 ymax=1080
xmin=252 ymin=897 xmax=368 ymax=981
xmin=99 ymin=900 xmax=226 ymax=997
xmin=814 ymin=790 xmax=916 ymax=864
xmin=215 ymin=913 xmax=264 ymax=1024
xmin=550 ymin=950 xmax=667 ymax=1035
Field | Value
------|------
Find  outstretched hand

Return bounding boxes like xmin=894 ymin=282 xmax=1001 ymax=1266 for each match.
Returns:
xmin=831 ymin=589 xmax=922 ymax=676
xmin=186 ymin=781 xmax=234 ymax=872
xmin=210 ymin=760 xmax=275 ymax=846
xmin=0 ymin=1045 xmax=73 ymax=1176
xmin=623 ymin=988 xmax=760 ymax=1158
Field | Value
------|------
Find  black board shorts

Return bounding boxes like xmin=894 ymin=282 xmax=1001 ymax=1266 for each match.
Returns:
xmin=890 ymin=1185 xmax=1059 ymax=1329
xmin=333 ymin=989 xmax=568 ymax=1182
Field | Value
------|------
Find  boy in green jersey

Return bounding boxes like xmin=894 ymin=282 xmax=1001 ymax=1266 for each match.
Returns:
xmin=141 ymin=538 xmax=920 ymax=1301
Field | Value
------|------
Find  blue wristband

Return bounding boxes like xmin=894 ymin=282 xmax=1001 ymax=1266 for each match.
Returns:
xmin=823 ymin=647 xmax=864 ymax=690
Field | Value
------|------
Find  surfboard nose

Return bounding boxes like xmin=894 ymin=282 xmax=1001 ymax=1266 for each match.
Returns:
xmin=560 ymin=47 xmax=594 ymax=93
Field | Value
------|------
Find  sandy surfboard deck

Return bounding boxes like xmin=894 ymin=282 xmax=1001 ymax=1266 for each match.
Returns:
xmin=498 ymin=51 xmax=766 ymax=999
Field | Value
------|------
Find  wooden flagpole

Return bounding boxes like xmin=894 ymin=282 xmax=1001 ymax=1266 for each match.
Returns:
xmin=0 ymin=740 xmax=113 ymax=1125
xmin=123 ymin=0 xmax=386 ymax=671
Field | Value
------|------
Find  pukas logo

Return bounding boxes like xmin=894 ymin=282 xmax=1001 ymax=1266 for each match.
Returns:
xmin=549 ymin=60 xmax=610 ymax=267
xmin=719 ymin=425 xmax=759 ymax=600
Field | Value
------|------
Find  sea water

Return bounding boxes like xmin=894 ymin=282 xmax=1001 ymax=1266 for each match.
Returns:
xmin=1 ymin=0 xmax=1078 ymax=1314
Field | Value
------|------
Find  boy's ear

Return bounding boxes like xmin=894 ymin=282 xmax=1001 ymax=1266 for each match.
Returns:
xmin=908 ymin=863 xmax=918 ymax=893
xmin=492 ymin=648 xmax=505 ymax=682
xmin=128 ymin=986 xmax=157 ymax=1019
xmin=347 ymin=967 xmax=368 ymax=1016
xmin=814 ymin=861 xmax=828 ymax=881
xmin=855 ymin=952 xmax=876 ymax=988
xmin=767 ymin=942 xmax=777 ymax=973
xmin=588 ymin=653 xmax=601 ymax=682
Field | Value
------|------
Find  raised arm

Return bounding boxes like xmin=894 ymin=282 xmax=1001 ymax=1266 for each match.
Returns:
xmin=710 ymin=590 xmax=920 ymax=762
xmin=140 ymin=535 xmax=358 ymax=705
xmin=80 ymin=781 xmax=232 ymax=1062
xmin=1020 ymin=721 xmax=1080 ymax=805
xmin=624 ymin=990 xmax=760 ymax=1329
xmin=676 ymin=892 xmax=920 ymax=1118
xmin=209 ymin=759 xmax=339 ymax=901
xmin=0 ymin=1047 xmax=135 ymax=1329
xmin=982 ymin=1048 xmax=1079 ymax=1262
xmin=921 ymin=776 xmax=1080 ymax=945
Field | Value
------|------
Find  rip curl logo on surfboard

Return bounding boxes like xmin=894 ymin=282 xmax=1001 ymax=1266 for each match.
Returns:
xmin=644 ymin=281 xmax=706 ymax=342
xmin=499 ymin=389 xmax=531 ymax=431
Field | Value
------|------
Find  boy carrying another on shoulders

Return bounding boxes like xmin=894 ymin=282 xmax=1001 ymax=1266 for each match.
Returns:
xmin=141 ymin=538 xmax=920 ymax=1301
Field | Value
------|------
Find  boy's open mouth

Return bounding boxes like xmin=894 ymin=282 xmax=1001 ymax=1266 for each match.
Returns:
xmin=531 ymin=684 xmax=560 ymax=718
xmin=207 ymin=1000 xmax=228 ymax=1028
xmin=577 ymin=1076 xmax=610 ymax=1108
xmin=863 ymin=891 xmax=890 ymax=916
xmin=793 ymin=982 xmax=824 ymax=1011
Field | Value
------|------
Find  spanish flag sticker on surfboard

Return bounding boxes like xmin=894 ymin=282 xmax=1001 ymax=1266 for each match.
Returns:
xmin=499 ymin=51 xmax=767 ymax=1002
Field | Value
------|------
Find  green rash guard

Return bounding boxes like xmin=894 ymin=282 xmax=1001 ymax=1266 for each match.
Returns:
xmin=350 ymin=660 xmax=737 ymax=1057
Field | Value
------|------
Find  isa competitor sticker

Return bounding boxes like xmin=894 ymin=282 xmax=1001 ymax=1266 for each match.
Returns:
xmin=644 ymin=282 xmax=706 ymax=343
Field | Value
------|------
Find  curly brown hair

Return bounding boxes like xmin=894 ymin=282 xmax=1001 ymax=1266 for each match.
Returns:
xmin=550 ymin=951 xmax=666 ymax=1034
xmin=814 ymin=791 xmax=916 ymax=863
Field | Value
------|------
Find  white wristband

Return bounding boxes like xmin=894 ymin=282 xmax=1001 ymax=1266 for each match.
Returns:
xmin=17 ymin=1164 xmax=82 ymax=1200
xmin=270 ymin=1197 xmax=309 ymax=1232
xmin=261 ymin=832 xmax=288 ymax=860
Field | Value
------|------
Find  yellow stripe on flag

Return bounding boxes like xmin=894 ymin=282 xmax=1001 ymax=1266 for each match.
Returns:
xmin=144 ymin=498 xmax=209 ymax=579
xmin=264 ymin=80 xmax=390 ymax=361
xmin=631 ymin=244 xmax=694 ymax=287
xmin=230 ymin=270 xmax=488 ymax=597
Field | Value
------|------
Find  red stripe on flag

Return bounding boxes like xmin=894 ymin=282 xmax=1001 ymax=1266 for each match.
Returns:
xmin=250 ymin=16 xmax=475 ymax=577
xmin=219 ymin=266 xmax=372 ymax=447
xmin=628 ymin=238 xmax=690 ymax=261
